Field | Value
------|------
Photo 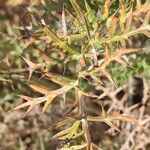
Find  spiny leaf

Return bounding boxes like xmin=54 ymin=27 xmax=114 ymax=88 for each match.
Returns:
xmin=42 ymin=80 xmax=78 ymax=113
xmin=119 ymin=0 xmax=126 ymax=31
xmin=22 ymin=37 xmax=35 ymax=50
xmin=43 ymin=27 xmax=63 ymax=43
xmin=114 ymin=57 xmax=128 ymax=66
xmin=142 ymin=11 xmax=150 ymax=26
xmin=87 ymin=112 xmax=137 ymax=126
xmin=29 ymin=83 xmax=51 ymax=95
xmin=13 ymin=101 xmax=33 ymax=111
xmin=106 ymin=15 xmax=114 ymax=30
xmin=141 ymin=30 xmax=150 ymax=37
xmin=103 ymin=0 xmax=112 ymax=18
xmin=133 ymin=4 xmax=150 ymax=17
xmin=65 ymin=9 xmax=79 ymax=29
xmin=99 ymin=46 xmax=112 ymax=68
xmin=18 ymin=95 xmax=31 ymax=101
xmin=43 ymin=27 xmax=80 ymax=55
xmin=35 ymin=47 xmax=53 ymax=63
xmin=70 ymin=0 xmax=90 ymax=38
xmin=91 ymin=143 xmax=102 ymax=150
xmin=66 ymin=33 xmax=86 ymax=45
xmin=100 ymin=103 xmax=107 ymax=118
xmin=52 ymin=120 xmax=81 ymax=140
xmin=79 ymin=90 xmax=99 ymax=98
xmin=100 ymin=68 xmax=117 ymax=88
xmin=13 ymin=96 xmax=47 ymax=117
xmin=44 ymin=72 xmax=74 ymax=86
xmin=110 ymin=16 xmax=118 ymax=36
xmin=23 ymin=103 xmax=37 ymax=117
xmin=62 ymin=5 xmax=67 ymax=36
xmin=60 ymin=144 xmax=87 ymax=150
xmin=22 ymin=57 xmax=45 ymax=81
xmin=102 ymin=48 xmax=140 ymax=67
xmin=55 ymin=118 xmax=75 ymax=129
xmin=106 ymin=121 xmax=122 ymax=132
xmin=126 ymin=8 xmax=133 ymax=32
xmin=76 ymin=55 xmax=86 ymax=72
xmin=81 ymin=119 xmax=91 ymax=150
xmin=110 ymin=111 xmax=138 ymax=123
xmin=42 ymin=94 xmax=56 ymax=113
xmin=91 ymin=75 xmax=104 ymax=86
xmin=84 ymin=0 xmax=96 ymax=24
xmin=22 ymin=57 xmax=36 ymax=68
xmin=70 ymin=0 xmax=84 ymax=22
xmin=114 ymin=48 xmax=140 ymax=57
xmin=90 ymin=47 xmax=140 ymax=86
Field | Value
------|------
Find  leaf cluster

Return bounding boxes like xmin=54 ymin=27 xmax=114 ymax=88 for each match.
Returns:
xmin=1 ymin=0 xmax=150 ymax=149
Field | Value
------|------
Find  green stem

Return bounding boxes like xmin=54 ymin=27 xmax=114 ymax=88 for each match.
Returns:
xmin=43 ymin=27 xmax=81 ymax=56
xmin=92 ymin=25 xmax=150 ymax=47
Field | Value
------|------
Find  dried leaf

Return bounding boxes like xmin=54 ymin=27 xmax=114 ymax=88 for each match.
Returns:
xmin=100 ymin=68 xmax=117 ymax=87
xmin=100 ymin=103 xmax=107 ymax=118
xmin=136 ymin=0 xmax=142 ymax=8
xmin=22 ymin=37 xmax=35 ymax=50
xmin=114 ymin=48 xmax=140 ymax=57
xmin=87 ymin=111 xmax=137 ymax=132
xmin=6 ymin=0 xmax=24 ymax=6
xmin=91 ymin=75 xmax=104 ymax=86
xmin=17 ymin=95 xmax=31 ymax=101
xmin=22 ymin=57 xmax=36 ymax=68
xmin=111 ymin=16 xmax=118 ymax=36
xmin=91 ymin=143 xmax=102 ymax=150
xmin=22 ymin=57 xmax=44 ymax=81
xmin=106 ymin=121 xmax=122 ymax=132
xmin=42 ymin=80 xmax=78 ymax=113
xmin=119 ymin=0 xmax=126 ymax=31
xmin=142 ymin=11 xmax=150 ymax=26
xmin=42 ymin=95 xmax=56 ymax=113
xmin=103 ymin=0 xmax=112 ymax=18
xmin=62 ymin=6 xmax=67 ymax=36
xmin=114 ymin=58 xmax=128 ymax=66
xmin=76 ymin=55 xmax=86 ymax=72
xmin=82 ymin=119 xmax=91 ymax=150
xmin=44 ymin=72 xmax=72 ymax=86
xmin=13 ymin=96 xmax=47 ymax=116
xmin=126 ymin=8 xmax=133 ymax=32
xmin=29 ymin=83 xmax=51 ymax=95
xmin=111 ymin=111 xmax=138 ymax=124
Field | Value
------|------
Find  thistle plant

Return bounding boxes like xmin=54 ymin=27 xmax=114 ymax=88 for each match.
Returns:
xmin=3 ymin=0 xmax=150 ymax=149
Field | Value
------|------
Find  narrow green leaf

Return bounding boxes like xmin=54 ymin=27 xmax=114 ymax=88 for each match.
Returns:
xmin=84 ymin=0 xmax=96 ymax=23
xmin=52 ymin=120 xmax=81 ymax=139
xmin=43 ymin=27 xmax=80 ymax=55
xmin=70 ymin=0 xmax=90 ymax=38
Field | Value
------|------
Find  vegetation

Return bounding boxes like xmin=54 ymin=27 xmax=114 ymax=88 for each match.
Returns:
xmin=0 ymin=0 xmax=150 ymax=149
